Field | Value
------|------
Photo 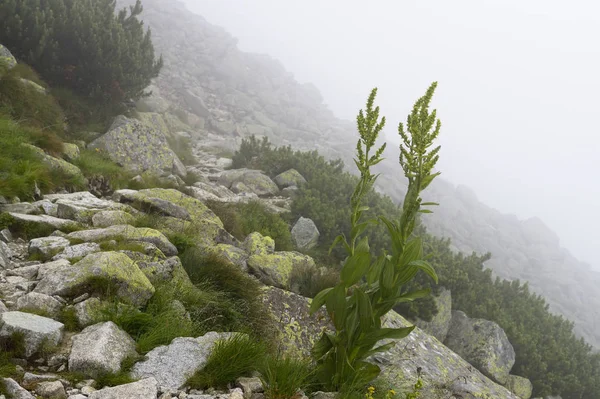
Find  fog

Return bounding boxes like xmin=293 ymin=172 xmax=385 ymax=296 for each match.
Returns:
xmin=183 ymin=0 xmax=600 ymax=270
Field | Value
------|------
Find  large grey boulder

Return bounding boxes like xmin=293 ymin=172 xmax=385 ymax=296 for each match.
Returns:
xmin=1 ymin=378 xmax=35 ymax=399
xmin=0 ymin=311 xmax=64 ymax=357
xmin=409 ymin=288 xmax=452 ymax=342
xmin=247 ymin=251 xmax=316 ymax=289
xmin=291 ymin=217 xmax=319 ymax=251
xmin=23 ymin=144 xmax=84 ymax=182
xmin=0 ymin=300 xmax=7 ymax=313
xmin=183 ymin=90 xmax=211 ymax=118
xmin=7 ymin=213 xmax=81 ymax=233
xmin=28 ymin=236 xmax=70 ymax=261
xmin=16 ymin=292 xmax=63 ymax=318
xmin=69 ymin=322 xmax=137 ymax=378
xmin=91 ymin=211 xmax=135 ymax=228
xmin=35 ymin=380 xmax=67 ymax=399
xmin=131 ymin=332 xmax=232 ymax=391
xmin=274 ymin=169 xmax=307 ymax=188
xmin=0 ymin=44 xmax=17 ymax=72
xmin=444 ymin=310 xmax=516 ymax=385
xmin=88 ymin=377 xmax=158 ymax=399
xmin=67 ymin=225 xmax=177 ymax=256
xmin=34 ymin=252 xmax=155 ymax=307
xmin=51 ymin=242 xmax=102 ymax=262
xmin=89 ymin=115 xmax=185 ymax=177
xmin=243 ymin=232 xmax=275 ymax=255
xmin=55 ymin=196 xmax=127 ymax=224
xmin=263 ymin=287 xmax=518 ymax=398
xmin=218 ymin=169 xmax=279 ymax=197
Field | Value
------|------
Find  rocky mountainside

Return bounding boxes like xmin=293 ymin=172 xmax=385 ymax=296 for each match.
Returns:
xmin=114 ymin=0 xmax=600 ymax=348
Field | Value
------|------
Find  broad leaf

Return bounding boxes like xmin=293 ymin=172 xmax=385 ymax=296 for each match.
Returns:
xmin=309 ymin=287 xmax=333 ymax=314
xmin=407 ymin=259 xmax=438 ymax=283
xmin=340 ymin=252 xmax=371 ymax=287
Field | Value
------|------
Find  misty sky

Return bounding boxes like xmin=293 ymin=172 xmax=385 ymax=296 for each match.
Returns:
xmin=183 ymin=0 xmax=599 ymax=269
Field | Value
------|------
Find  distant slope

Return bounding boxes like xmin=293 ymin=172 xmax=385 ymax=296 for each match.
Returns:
xmin=117 ymin=0 xmax=600 ymax=347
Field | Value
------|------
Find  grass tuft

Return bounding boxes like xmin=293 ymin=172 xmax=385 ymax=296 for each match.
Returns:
xmin=259 ymin=356 xmax=314 ymax=399
xmin=187 ymin=334 xmax=267 ymax=390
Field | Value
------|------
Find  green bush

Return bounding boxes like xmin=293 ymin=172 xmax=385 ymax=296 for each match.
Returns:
xmin=206 ymin=200 xmax=294 ymax=251
xmin=187 ymin=334 xmax=268 ymax=389
xmin=0 ymin=0 xmax=162 ymax=106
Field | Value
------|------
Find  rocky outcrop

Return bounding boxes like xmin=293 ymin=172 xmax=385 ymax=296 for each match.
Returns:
xmin=89 ymin=115 xmax=186 ymax=177
xmin=264 ymin=286 xmax=518 ymax=398
xmin=444 ymin=311 xmax=516 ymax=385
xmin=0 ymin=311 xmax=64 ymax=357
xmin=0 ymin=44 xmax=17 ymax=72
xmin=247 ymin=251 xmax=315 ymax=289
xmin=291 ymin=217 xmax=320 ymax=251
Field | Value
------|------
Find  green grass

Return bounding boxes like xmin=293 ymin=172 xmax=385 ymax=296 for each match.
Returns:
xmin=206 ymin=200 xmax=294 ymax=251
xmin=95 ymin=355 xmax=141 ymax=388
xmin=290 ymin=264 xmax=340 ymax=299
xmin=259 ymin=356 xmax=314 ymax=399
xmin=73 ymin=149 xmax=134 ymax=190
xmin=59 ymin=306 xmax=80 ymax=332
xmin=187 ymin=334 xmax=268 ymax=390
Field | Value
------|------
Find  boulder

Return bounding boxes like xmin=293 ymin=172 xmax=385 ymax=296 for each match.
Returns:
xmin=135 ymin=256 xmax=185 ymax=285
xmin=69 ymin=322 xmax=137 ymax=378
xmin=264 ymin=287 xmax=518 ymax=398
xmin=35 ymin=380 xmax=67 ymax=399
xmin=1 ymin=378 xmax=35 ymax=399
xmin=73 ymin=298 xmax=103 ymax=328
xmin=444 ymin=310 xmax=516 ymax=385
xmin=131 ymin=332 xmax=232 ymax=391
xmin=89 ymin=115 xmax=185 ymax=177
xmin=7 ymin=264 xmax=39 ymax=280
xmin=0 ymin=300 xmax=7 ymax=313
xmin=91 ymin=210 xmax=135 ymax=228
xmin=0 ymin=311 xmax=64 ymax=357
xmin=7 ymin=213 xmax=81 ymax=233
xmin=0 ymin=44 xmax=17 ymax=72
xmin=67 ymin=225 xmax=177 ymax=257
xmin=51 ymin=242 xmax=102 ymax=262
xmin=410 ymin=288 xmax=452 ymax=342
xmin=88 ymin=377 xmax=158 ymax=399
xmin=243 ymin=232 xmax=275 ymax=255
xmin=274 ymin=169 xmax=307 ymax=188
xmin=505 ymin=375 xmax=533 ymax=399
xmin=55 ymin=196 xmax=127 ymax=224
xmin=218 ymin=169 xmax=279 ymax=197
xmin=291 ymin=217 xmax=319 ymax=251
xmin=62 ymin=143 xmax=80 ymax=162
xmin=34 ymin=252 xmax=155 ymax=307
xmin=247 ymin=252 xmax=316 ymax=289
xmin=1 ymin=203 xmax=38 ymax=214
xmin=236 ymin=377 xmax=264 ymax=397
xmin=28 ymin=236 xmax=70 ymax=261
xmin=16 ymin=293 xmax=63 ymax=319
xmin=23 ymin=144 xmax=84 ymax=182
xmin=203 ymin=244 xmax=249 ymax=271
xmin=21 ymin=373 xmax=62 ymax=390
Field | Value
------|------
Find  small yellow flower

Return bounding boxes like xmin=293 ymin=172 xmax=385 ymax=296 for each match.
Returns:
xmin=389 ymin=390 xmax=396 ymax=395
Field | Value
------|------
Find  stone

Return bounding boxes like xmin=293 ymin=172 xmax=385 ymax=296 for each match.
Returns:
xmin=218 ymin=170 xmax=279 ymax=197
xmin=264 ymin=287 xmax=518 ymax=398
xmin=55 ymin=196 xmax=126 ymax=224
xmin=0 ymin=240 xmax=11 ymax=269
xmin=247 ymin=251 xmax=316 ymax=289
xmin=183 ymin=90 xmax=211 ymax=118
xmin=243 ymin=232 xmax=275 ymax=255
xmin=69 ymin=322 xmax=137 ymax=378
xmin=34 ymin=252 xmax=155 ymax=307
xmin=0 ymin=44 xmax=17 ymax=72
xmin=16 ymin=293 xmax=63 ymax=319
xmin=409 ymin=287 xmax=452 ymax=342
xmin=236 ymin=377 xmax=264 ymax=397
xmin=62 ymin=143 xmax=80 ymax=162
xmin=131 ymin=332 xmax=233 ymax=391
xmin=88 ymin=378 xmax=158 ymax=399
xmin=0 ymin=311 xmax=64 ymax=357
xmin=36 ymin=381 xmax=67 ymax=399
xmin=203 ymin=244 xmax=249 ymax=271
xmin=89 ymin=115 xmax=185 ymax=177
xmin=51 ymin=243 xmax=102 ymax=262
xmin=21 ymin=372 xmax=61 ymax=390
xmin=7 ymin=213 xmax=81 ymax=233
xmin=274 ymin=169 xmax=307 ymax=189
xmin=23 ymin=144 xmax=84 ymax=182
xmin=67 ymin=225 xmax=177 ymax=257
xmin=73 ymin=298 xmax=103 ymax=328
xmin=135 ymin=256 xmax=184 ymax=285
xmin=1 ymin=378 xmax=35 ymax=399
xmin=281 ymin=186 xmax=299 ymax=198
xmin=444 ymin=310 xmax=516 ymax=384
xmin=1 ymin=203 xmax=38 ymax=214
xmin=0 ymin=228 xmax=13 ymax=242
xmin=0 ymin=300 xmax=7 ymax=313
xmin=291 ymin=217 xmax=319 ymax=251
xmin=28 ymin=236 xmax=70 ymax=261
xmin=43 ymin=192 xmax=98 ymax=202
xmin=312 ymin=393 xmax=336 ymax=399
xmin=125 ymin=196 xmax=191 ymax=221
xmin=505 ymin=375 xmax=533 ymax=399
xmin=91 ymin=210 xmax=135 ymax=228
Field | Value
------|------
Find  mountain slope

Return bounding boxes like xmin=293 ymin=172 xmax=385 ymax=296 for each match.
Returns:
xmin=117 ymin=0 xmax=600 ymax=347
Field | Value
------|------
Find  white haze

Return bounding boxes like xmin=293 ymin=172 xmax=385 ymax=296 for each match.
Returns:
xmin=182 ymin=0 xmax=600 ymax=270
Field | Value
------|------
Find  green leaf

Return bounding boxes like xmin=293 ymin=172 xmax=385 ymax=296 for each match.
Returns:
xmin=381 ymin=258 xmax=395 ymax=291
xmin=407 ymin=259 xmax=438 ymax=283
xmin=340 ymin=252 xmax=371 ymax=287
xmin=355 ymin=236 xmax=370 ymax=254
xmin=356 ymin=327 xmax=416 ymax=348
xmin=393 ymin=288 xmax=431 ymax=304
xmin=312 ymin=332 xmax=334 ymax=360
xmin=309 ymin=287 xmax=333 ymax=314
xmin=326 ymin=285 xmax=348 ymax=330
xmin=398 ymin=237 xmax=423 ymax=268
xmin=367 ymin=254 xmax=385 ymax=285
xmin=354 ymin=287 xmax=374 ymax=333
xmin=421 ymin=202 xmax=439 ymax=206
xmin=329 ymin=234 xmax=350 ymax=255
